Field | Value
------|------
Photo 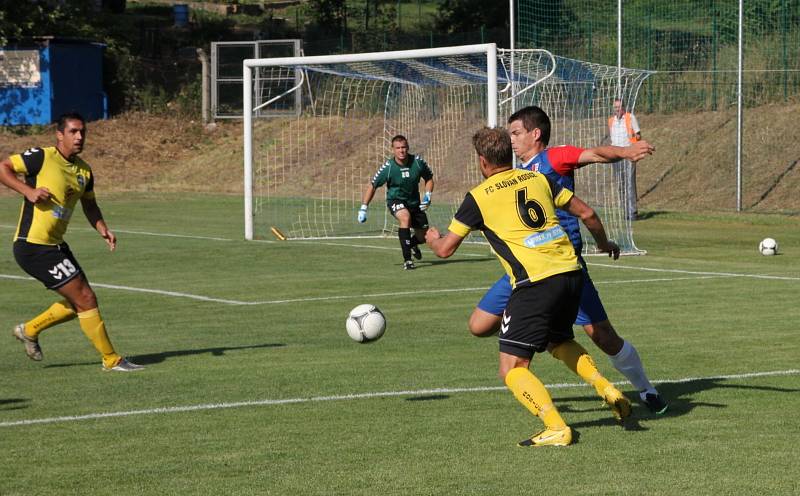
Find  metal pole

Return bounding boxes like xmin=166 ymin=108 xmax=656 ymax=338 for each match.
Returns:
xmin=196 ymin=48 xmax=210 ymax=124
xmin=617 ymin=0 xmax=622 ymax=98
xmin=243 ymin=64 xmax=254 ymax=240
xmin=509 ymin=0 xmax=515 ymax=115
xmin=487 ymin=44 xmax=498 ymax=128
xmin=736 ymin=0 xmax=743 ymax=211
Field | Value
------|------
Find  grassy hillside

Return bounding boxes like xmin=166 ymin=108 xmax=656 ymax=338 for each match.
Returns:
xmin=1 ymin=101 xmax=798 ymax=214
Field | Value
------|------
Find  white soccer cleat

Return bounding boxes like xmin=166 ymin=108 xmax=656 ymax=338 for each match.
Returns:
xmin=13 ymin=323 xmax=43 ymax=361
xmin=103 ymin=358 xmax=145 ymax=372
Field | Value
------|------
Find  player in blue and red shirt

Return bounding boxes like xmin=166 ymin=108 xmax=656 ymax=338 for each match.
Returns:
xmin=470 ymin=106 xmax=668 ymax=414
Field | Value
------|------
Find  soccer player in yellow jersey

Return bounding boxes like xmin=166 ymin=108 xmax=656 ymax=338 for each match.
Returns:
xmin=426 ymin=127 xmax=629 ymax=447
xmin=0 ymin=112 xmax=143 ymax=372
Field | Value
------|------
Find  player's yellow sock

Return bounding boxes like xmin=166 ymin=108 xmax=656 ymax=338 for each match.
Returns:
xmin=504 ymin=367 xmax=567 ymax=430
xmin=77 ymin=308 xmax=121 ymax=368
xmin=551 ymin=340 xmax=613 ymax=396
xmin=24 ymin=299 xmax=77 ymax=339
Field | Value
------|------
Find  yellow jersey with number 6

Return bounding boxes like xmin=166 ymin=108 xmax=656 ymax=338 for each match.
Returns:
xmin=448 ymin=169 xmax=580 ymax=288
xmin=8 ymin=147 xmax=95 ymax=246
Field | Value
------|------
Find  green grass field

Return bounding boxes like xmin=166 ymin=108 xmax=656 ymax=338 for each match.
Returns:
xmin=1 ymin=194 xmax=798 ymax=495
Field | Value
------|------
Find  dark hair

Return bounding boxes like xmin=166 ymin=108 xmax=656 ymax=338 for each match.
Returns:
xmin=472 ymin=127 xmax=513 ymax=167
xmin=391 ymin=134 xmax=408 ymax=145
xmin=56 ymin=112 xmax=86 ymax=132
xmin=507 ymin=106 xmax=550 ymax=147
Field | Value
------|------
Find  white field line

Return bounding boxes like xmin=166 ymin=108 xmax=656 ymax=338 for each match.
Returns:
xmin=1 ymin=369 xmax=797 ymax=428
xmin=3 ymin=222 xmax=798 ymax=270
xmin=589 ymin=262 xmax=800 ymax=281
xmin=0 ymin=273 xmax=740 ymax=306
xmin=0 ymin=224 xmax=241 ymax=243
xmin=0 ymin=224 xmax=795 ymax=304
xmin=0 ymin=224 xmax=494 ymax=256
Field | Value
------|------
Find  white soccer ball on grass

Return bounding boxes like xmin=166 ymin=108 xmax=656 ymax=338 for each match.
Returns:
xmin=346 ymin=304 xmax=386 ymax=343
xmin=758 ymin=237 xmax=778 ymax=256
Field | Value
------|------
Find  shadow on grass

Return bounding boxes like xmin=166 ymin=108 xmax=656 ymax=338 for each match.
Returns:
xmin=635 ymin=210 xmax=671 ymax=220
xmin=406 ymin=394 xmax=449 ymax=402
xmin=0 ymin=398 xmax=30 ymax=411
xmin=43 ymin=343 xmax=286 ymax=369
xmin=412 ymin=257 xmax=495 ymax=268
xmin=555 ymin=377 xmax=799 ymax=433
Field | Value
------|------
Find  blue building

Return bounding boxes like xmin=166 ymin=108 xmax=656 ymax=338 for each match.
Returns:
xmin=0 ymin=38 xmax=108 ymax=126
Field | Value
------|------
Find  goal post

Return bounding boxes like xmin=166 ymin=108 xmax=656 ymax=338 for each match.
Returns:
xmin=243 ymin=43 xmax=499 ymax=241
xmin=241 ymin=44 xmax=649 ymax=255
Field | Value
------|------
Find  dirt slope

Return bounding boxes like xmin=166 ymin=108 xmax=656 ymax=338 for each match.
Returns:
xmin=1 ymin=102 xmax=798 ymax=214
xmin=637 ymin=101 xmax=800 ymax=214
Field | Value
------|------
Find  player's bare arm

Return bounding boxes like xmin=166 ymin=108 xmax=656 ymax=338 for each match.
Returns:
xmin=361 ymin=183 xmax=377 ymax=206
xmin=425 ymin=227 xmax=464 ymax=258
xmin=578 ymin=140 xmax=655 ymax=165
xmin=424 ymin=178 xmax=434 ymax=195
xmin=0 ymin=158 xmax=52 ymax=203
xmin=564 ymin=196 xmax=620 ymax=259
xmin=81 ymin=197 xmax=116 ymax=251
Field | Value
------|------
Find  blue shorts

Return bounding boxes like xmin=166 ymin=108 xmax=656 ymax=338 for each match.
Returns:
xmin=477 ymin=259 xmax=607 ymax=326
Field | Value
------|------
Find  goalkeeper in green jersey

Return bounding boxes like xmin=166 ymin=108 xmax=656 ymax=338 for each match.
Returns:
xmin=358 ymin=135 xmax=434 ymax=270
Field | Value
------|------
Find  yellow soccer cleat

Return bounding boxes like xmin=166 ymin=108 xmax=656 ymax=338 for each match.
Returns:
xmin=602 ymin=386 xmax=632 ymax=422
xmin=518 ymin=427 xmax=573 ymax=447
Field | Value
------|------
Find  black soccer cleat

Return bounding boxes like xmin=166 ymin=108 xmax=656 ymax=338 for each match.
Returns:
xmin=641 ymin=392 xmax=668 ymax=415
xmin=403 ymin=260 xmax=416 ymax=270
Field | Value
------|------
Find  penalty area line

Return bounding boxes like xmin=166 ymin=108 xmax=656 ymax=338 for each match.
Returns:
xmin=1 ymin=369 xmax=797 ymax=428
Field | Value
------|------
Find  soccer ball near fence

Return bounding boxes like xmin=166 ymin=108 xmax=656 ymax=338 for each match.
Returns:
xmin=346 ymin=304 xmax=386 ymax=343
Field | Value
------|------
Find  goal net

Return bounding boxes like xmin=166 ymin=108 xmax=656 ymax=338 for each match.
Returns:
xmin=243 ymin=44 xmax=651 ymax=255
xmin=499 ymin=53 xmax=653 ymax=254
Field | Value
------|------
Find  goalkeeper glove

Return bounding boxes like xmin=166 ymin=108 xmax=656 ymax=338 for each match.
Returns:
xmin=357 ymin=204 xmax=368 ymax=223
xmin=420 ymin=191 xmax=432 ymax=211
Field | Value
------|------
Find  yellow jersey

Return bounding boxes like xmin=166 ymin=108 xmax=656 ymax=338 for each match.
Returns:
xmin=8 ymin=146 xmax=95 ymax=245
xmin=448 ymin=168 xmax=580 ymax=288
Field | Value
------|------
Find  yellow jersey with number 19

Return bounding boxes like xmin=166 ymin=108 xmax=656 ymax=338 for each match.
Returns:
xmin=447 ymin=168 xmax=580 ymax=288
xmin=8 ymin=146 xmax=95 ymax=246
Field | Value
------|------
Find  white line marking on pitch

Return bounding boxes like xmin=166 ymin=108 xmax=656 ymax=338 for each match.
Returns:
xmin=0 ymin=273 xmax=737 ymax=306
xmin=589 ymin=262 xmax=800 ymax=281
xmin=1 ymin=369 xmax=797 ymax=428
xmin=0 ymin=224 xmax=241 ymax=242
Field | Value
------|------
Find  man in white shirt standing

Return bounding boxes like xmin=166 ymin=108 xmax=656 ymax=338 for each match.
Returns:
xmin=608 ymin=99 xmax=642 ymax=220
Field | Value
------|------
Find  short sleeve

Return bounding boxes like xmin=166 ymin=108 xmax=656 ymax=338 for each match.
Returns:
xmin=9 ymin=148 xmax=45 ymax=176
xmin=449 ymin=192 xmax=482 ymax=237
xmin=418 ymin=157 xmax=433 ymax=181
xmin=545 ymin=174 xmax=574 ymax=208
xmin=545 ymin=146 xmax=584 ymax=175
xmin=82 ymin=172 xmax=96 ymax=200
xmin=371 ymin=162 xmax=390 ymax=187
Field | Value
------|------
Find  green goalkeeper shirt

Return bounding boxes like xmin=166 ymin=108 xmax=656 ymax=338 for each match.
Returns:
xmin=370 ymin=154 xmax=433 ymax=207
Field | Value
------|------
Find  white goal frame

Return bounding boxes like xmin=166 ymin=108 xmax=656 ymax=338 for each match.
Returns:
xmin=242 ymin=43 xmax=500 ymax=240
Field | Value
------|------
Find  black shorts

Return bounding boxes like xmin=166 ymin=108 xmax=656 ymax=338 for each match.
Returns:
xmin=13 ymin=240 xmax=84 ymax=290
xmin=387 ymin=200 xmax=429 ymax=230
xmin=498 ymin=270 xmax=583 ymax=359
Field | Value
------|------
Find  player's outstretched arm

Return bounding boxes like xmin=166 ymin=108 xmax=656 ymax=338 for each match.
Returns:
xmin=425 ymin=227 xmax=464 ymax=258
xmin=564 ymin=196 xmax=619 ymax=260
xmin=81 ymin=197 xmax=116 ymax=251
xmin=578 ymin=140 xmax=655 ymax=165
